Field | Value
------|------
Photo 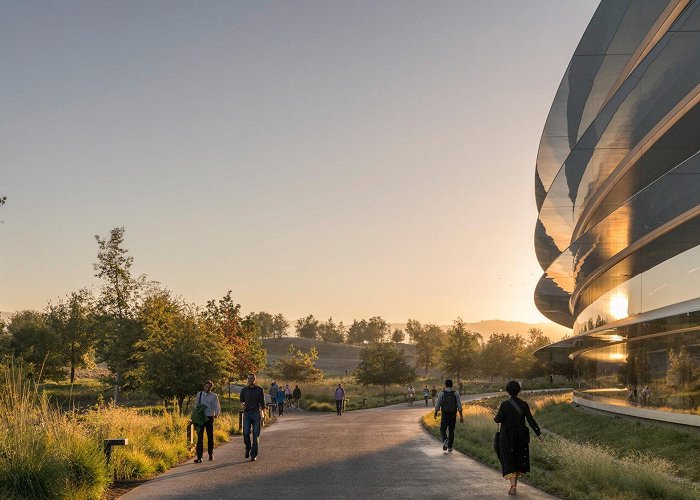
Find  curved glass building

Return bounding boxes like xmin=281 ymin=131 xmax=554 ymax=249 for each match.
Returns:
xmin=534 ymin=0 xmax=700 ymax=416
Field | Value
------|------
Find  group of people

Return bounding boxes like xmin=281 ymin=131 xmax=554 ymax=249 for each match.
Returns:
xmin=191 ymin=376 xmax=542 ymax=495
xmin=268 ymin=381 xmax=302 ymax=416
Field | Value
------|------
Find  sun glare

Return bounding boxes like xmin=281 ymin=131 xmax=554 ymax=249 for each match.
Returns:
xmin=609 ymin=293 xmax=628 ymax=321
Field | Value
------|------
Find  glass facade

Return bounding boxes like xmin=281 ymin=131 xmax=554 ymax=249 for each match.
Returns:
xmin=534 ymin=0 xmax=700 ymax=415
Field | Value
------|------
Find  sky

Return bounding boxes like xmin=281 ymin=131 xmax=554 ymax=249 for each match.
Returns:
xmin=0 ymin=0 xmax=600 ymax=326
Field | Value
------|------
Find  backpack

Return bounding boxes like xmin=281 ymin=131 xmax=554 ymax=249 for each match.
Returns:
xmin=440 ymin=391 xmax=457 ymax=414
xmin=190 ymin=392 xmax=207 ymax=427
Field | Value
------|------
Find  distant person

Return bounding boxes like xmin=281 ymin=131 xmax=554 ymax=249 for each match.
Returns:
xmin=431 ymin=385 xmax=438 ymax=406
xmin=293 ymin=385 xmax=301 ymax=408
xmin=423 ymin=386 xmax=430 ymax=407
xmin=335 ymin=384 xmax=346 ymax=415
xmin=240 ymin=373 xmax=265 ymax=461
xmin=641 ymin=386 xmax=650 ymax=406
xmin=285 ymin=383 xmax=293 ymax=402
xmin=458 ymin=381 xmax=464 ymax=395
xmin=407 ymin=385 xmax=416 ymax=405
xmin=275 ymin=385 xmax=286 ymax=416
xmin=269 ymin=381 xmax=279 ymax=406
xmin=494 ymin=380 xmax=542 ymax=496
xmin=434 ymin=380 xmax=463 ymax=452
xmin=193 ymin=380 xmax=221 ymax=463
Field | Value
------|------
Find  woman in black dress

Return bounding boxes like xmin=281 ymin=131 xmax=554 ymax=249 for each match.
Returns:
xmin=494 ymin=381 xmax=543 ymax=495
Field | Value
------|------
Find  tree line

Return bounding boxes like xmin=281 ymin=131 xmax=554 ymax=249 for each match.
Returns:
xmin=0 ymin=227 xmax=266 ymax=411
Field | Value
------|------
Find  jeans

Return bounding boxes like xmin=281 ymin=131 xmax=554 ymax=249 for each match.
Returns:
xmin=336 ymin=399 xmax=343 ymax=414
xmin=196 ymin=417 xmax=214 ymax=459
xmin=243 ymin=410 xmax=261 ymax=457
xmin=440 ymin=413 xmax=457 ymax=449
xmin=278 ymin=402 xmax=284 ymax=416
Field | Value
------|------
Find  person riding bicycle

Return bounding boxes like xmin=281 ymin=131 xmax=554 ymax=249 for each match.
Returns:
xmin=407 ymin=385 xmax=416 ymax=405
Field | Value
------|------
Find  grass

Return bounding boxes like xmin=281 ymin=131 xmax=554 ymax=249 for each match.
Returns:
xmin=0 ymin=362 xmax=242 ymax=499
xmin=421 ymin=392 xmax=700 ymax=500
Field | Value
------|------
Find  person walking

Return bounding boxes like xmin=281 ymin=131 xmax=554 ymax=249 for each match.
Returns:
xmin=240 ymin=373 xmax=265 ymax=461
xmin=334 ymin=384 xmax=346 ymax=415
xmin=431 ymin=385 xmax=438 ymax=406
xmin=434 ymin=379 xmax=463 ymax=452
xmin=494 ymin=380 xmax=543 ymax=496
xmin=276 ymin=385 xmax=286 ymax=416
xmin=284 ymin=383 xmax=292 ymax=403
xmin=292 ymin=385 xmax=301 ymax=408
xmin=269 ymin=381 xmax=279 ymax=414
xmin=407 ymin=385 xmax=416 ymax=405
xmin=423 ymin=386 xmax=430 ymax=407
xmin=193 ymin=380 xmax=221 ymax=463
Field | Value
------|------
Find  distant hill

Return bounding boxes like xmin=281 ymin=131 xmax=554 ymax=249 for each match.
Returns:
xmin=390 ymin=320 xmax=569 ymax=342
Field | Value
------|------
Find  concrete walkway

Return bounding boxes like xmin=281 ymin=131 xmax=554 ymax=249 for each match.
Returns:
xmin=123 ymin=395 xmax=555 ymax=499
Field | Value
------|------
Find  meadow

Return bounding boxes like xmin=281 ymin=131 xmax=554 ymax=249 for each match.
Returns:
xmin=422 ymin=392 xmax=700 ymax=499
xmin=0 ymin=364 xmax=240 ymax=500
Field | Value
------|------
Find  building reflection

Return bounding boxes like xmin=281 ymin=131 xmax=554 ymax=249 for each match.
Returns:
xmin=534 ymin=0 xmax=700 ymax=415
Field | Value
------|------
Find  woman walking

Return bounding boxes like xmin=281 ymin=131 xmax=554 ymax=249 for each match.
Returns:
xmin=494 ymin=381 xmax=543 ymax=495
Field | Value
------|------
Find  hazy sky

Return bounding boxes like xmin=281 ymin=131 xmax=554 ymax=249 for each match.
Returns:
xmin=1 ymin=0 xmax=599 ymax=325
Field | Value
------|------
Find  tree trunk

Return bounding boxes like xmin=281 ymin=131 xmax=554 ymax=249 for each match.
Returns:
xmin=178 ymin=396 xmax=185 ymax=415
xmin=70 ymin=363 xmax=75 ymax=384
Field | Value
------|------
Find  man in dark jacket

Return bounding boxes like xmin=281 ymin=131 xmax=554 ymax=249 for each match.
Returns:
xmin=240 ymin=373 xmax=265 ymax=461
xmin=434 ymin=379 xmax=463 ymax=452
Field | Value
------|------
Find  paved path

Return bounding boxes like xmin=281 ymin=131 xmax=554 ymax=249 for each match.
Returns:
xmin=123 ymin=395 xmax=555 ymax=499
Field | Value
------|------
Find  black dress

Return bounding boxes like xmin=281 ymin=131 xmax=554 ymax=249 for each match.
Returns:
xmin=494 ymin=397 xmax=541 ymax=476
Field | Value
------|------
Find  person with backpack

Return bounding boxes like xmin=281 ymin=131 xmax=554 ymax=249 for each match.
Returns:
xmin=494 ymin=380 xmax=543 ymax=496
xmin=434 ymin=379 xmax=463 ymax=452
xmin=192 ymin=380 xmax=221 ymax=463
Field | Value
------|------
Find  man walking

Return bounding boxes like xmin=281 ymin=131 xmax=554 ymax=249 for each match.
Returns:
xmin=194 ymin=380 xmax=221 ymax=463
xmin=240 ymin=373 xmax=265 ymax=461
xmin=334 ymin=383 xmax=346 ymax=415
xmin=434 ymin=379 xmax=463 ymax=452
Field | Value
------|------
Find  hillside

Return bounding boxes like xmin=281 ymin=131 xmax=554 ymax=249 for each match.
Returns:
xmin=262 ymin=337 xmax=416 ymax=376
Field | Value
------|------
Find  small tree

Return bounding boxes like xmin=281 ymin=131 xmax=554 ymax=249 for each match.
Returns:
xmin=391 ymin=328 xmax=404 ymax=343
xmin=295 ymin=315 xmax=320 ymax=340
xmin=94 ymin=227 xmax=147 ymax=403
xmin=8 ymin=310 xmax=66 ymax=381
xmin=346 ymin=319 xmax=368 ymax=344
xmin=413 ymin=322 xmax=444 ymax=376
xmin=252 ymin=311 xmax=275 ymax=339
xmin=137 ymin=289 xmax=231 ymax=412
xmin=355 ymin=342 xmax=417 ymax=403
xmin=269 ymin=344 xmax=323 ymax=381
xmin=666 ymin=347 xmax=698 ymax=390
xmin=479 ymin=333 xmax=523 ymax=381
xmin=204 ymin=291 xmax=266 ymax=379
xmin=46 ymin=289 xmax=98 ymax=384
xmin=440 ymin=318 xmax=481 ymax=383
xmin=318 ymin=317 xmax=344 ymax=343
xmin=271 ymin=313 xmax=289 ymax=338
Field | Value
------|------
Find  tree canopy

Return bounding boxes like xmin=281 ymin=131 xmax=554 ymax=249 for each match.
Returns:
xmin=354 ymin=341 xmax=416 ymax=402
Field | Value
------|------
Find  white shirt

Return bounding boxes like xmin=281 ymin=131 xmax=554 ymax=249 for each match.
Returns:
xmin=196 ymin=391 xmax=221 ymax=417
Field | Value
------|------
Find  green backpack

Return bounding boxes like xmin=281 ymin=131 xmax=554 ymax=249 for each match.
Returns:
xmin=190 ymin=392 xmax=207 ymax=427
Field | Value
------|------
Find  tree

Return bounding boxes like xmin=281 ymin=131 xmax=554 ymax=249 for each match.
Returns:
xmin=440 ymin=318 xmax=481 ymax=383
xmin=269 ymin=344 xmax=324 ymax=381
xmin=137 ymin=289 xmax=231 ymax=412
xmin=346 ymin=319 xmax=368 ymax=344
xmin=521 ymin=328 xmax=551 ymax=379
xmin=252 ymin=311 xmax=275 ymax=339
xmin=295 ymin=315 xmax=320 ymax=340
xmin=354 ymin=342 xmax=417 ymax=403
xmin=318 ymin=317 xmax=344 ymax=343
xmin=409 ymin=320 xmax=444 ymax=376
xmin=8 ymin=310 xmax=66 ymax=381
xmin=94 ymin=227 xmax=146 ymax=403
xmin=666 ymin=346 xmax=698 ymax=389
xmin=346 ymin=317 xmax=389 ymax=344
xmin=271 ymin=313 xmax=289 ymax=338
xmin=46 ymin=289 xmax=98 ymax=384
xmin=203 ymin=291 xmax=266 ymax=379
xmin=391 ymin=328 xmax=404 ymax=343
xmin=479 ymin=333 xmax=523 ymax=381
